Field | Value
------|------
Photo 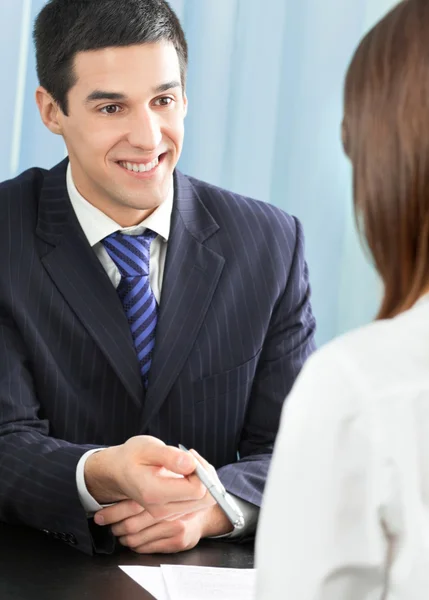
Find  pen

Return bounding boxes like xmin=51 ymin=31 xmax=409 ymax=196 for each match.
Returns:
xmin=178 ymin=444 xmax=245 ymax=529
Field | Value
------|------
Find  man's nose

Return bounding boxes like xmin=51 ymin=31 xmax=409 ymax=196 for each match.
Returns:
xmin=127 ymin=109 xmax=162 ymax=151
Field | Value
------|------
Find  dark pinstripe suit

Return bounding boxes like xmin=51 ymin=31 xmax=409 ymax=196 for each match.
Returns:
xmin=0 ymin=158 xmax=315 ymax=554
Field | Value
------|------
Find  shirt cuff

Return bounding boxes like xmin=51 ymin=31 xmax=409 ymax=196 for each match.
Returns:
xmin=209 ymin=495 xmax=259 ymax=540
xmin=76 ymin=448 xmax=109 ymax=515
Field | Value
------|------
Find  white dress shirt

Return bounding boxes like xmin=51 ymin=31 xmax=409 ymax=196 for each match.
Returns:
xmin=66 ymin=162 xmax=172 ymax=303
xmin=256 ymin=294 xmax=429 ymax=600
xmin=66 ymin=164 xmax=256 ymax=536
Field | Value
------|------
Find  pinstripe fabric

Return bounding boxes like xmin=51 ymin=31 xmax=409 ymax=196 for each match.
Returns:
xmin=0 ymin=158 xmax=315 ymax=554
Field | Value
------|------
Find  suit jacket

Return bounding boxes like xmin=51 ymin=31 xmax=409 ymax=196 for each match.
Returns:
xmin=0 ymin=158 xmax=315 ymax=554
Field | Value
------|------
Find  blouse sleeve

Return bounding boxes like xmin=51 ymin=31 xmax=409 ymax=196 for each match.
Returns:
xmin=255 ymin=344 xmax=388 ymax=600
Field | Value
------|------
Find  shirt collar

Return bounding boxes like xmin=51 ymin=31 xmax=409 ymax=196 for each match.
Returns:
xmin=66 ymin=162 xmax=174 ymax=247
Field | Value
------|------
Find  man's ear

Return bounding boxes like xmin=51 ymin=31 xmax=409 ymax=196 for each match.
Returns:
xmin=35 ymin=86 xmax=64 ymax=135
xmin=183 ymin=92 xmax=188 ymax=118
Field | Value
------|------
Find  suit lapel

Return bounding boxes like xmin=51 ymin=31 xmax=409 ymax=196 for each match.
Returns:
xmin=36 ymin=159 xmax=144 ymax=408
xmin=141 ymin=171 xmax=224 ymax=430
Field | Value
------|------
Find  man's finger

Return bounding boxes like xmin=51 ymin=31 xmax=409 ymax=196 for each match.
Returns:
xmin=188 ymin=449 xmax=224 ymax=490
xmin=111 ymin=509 xmax=155 ymax=537
xmin=188 ymin=448 xmax=212 ymax=471
xmin=139 ymin=469 xmax=206 ymax=505
xmin=95 ymin=499 xmax=144 ymax=526
xmin=141 ymin=441 xmax=197 ymax=476
xmin=118 ymin=518 xmax=179 ymax=549
xmin=145 ymin=493 xmax=215 ymax=521
xmin=157 ymin=467 xmax=184 ymax=479
xmin=133 ymin=538 xmax=185 ymax=554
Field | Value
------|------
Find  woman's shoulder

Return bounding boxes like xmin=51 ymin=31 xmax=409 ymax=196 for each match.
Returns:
xmin=305 ymin=301 xmax=429 ymax=395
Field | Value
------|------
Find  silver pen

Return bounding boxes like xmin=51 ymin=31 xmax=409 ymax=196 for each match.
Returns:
xmin=178 ymin=444 xmax=245 ymax=529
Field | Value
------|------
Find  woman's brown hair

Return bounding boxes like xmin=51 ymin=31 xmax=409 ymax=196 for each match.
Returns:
xmin=343 ymin=0 xmax=429 ymax=319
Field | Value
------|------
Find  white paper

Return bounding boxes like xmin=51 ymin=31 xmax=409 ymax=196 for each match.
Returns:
xmin=120 ymin=564 xmax=256 ymax=600
xmin=161 ymin=565 xmax=255 ymax=600
xmin=119 ymin=565 xmax=169 ymax=600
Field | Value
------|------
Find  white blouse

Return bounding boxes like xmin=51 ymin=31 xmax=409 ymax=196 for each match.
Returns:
xmin=256 ymin=296 xmax=429 ymax=600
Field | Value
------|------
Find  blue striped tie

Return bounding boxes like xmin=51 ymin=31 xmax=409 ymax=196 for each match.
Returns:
xmin=102 ymin=230 xmax=158 ymax=388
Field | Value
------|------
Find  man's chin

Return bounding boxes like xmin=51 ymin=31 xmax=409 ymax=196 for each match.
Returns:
xmin=114 ymin=196 xmax=165 ymax=215
xmin=125 ymin=196 xmax=165 ymax=210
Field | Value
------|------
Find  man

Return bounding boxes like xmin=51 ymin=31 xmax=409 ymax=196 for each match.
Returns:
xmin=0 ymin=0 xmax=315 ymax=555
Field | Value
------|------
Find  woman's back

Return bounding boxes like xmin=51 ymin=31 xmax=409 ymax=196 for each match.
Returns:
xmin=256 ymin=296 xmax=429 ymax=599
xmin=256 ymin=0 xmax=429 ymax=597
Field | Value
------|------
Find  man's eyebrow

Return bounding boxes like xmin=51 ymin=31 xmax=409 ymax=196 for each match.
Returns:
xmin=85 ymin=91 xmax=127 ymax=104
xmin=152 ymin=81 xmax=181 ymax=94
xmin=84 ymin=82 xmax=181 ymax=104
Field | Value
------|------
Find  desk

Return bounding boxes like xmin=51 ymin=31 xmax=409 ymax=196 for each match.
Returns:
xmin=0 ymin=523 xmax=254 ymax=599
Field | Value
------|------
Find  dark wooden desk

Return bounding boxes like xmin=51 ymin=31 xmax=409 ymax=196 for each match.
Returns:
xmin=0 ymin=523 xmax=254 ymax=599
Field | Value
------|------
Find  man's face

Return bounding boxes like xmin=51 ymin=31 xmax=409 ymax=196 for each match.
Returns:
xmin=51 ymin=43 xmax=187 ymax=224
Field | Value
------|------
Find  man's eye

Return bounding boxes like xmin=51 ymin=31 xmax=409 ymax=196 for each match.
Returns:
xmin=154 ymin=97 xmax=173 ymax=107
xmin=100 ymin=105 xmax=121 ymax=114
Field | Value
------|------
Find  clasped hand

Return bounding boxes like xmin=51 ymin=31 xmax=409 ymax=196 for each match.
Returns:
xmin=85 ymin=435 xmax=233 ymax=553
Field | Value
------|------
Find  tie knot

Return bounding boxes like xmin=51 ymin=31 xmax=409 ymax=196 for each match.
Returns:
xmin=102 ymin=229 xmax=157 ymax=277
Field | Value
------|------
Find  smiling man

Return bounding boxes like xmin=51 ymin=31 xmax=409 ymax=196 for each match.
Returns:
xmin=0 ymin=0 xmax=316 ymax=556
xmin=48 ymin=42 xmax=186 ymax=226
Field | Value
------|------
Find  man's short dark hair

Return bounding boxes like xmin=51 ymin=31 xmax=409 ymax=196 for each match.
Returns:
xmin=33 ymin=0 xmax=188 ymax=116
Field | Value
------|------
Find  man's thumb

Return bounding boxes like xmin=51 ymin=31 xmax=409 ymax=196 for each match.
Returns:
xmin=156 ymin=445 xmax=196 ymax=475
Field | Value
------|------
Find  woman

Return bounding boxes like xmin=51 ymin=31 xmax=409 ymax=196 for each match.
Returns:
xmin=255 ymin=1 xmax=429 ymax=598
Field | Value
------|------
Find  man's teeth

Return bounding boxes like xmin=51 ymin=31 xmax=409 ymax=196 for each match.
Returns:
xmin=119 ymin=157 xmax=159 ymax=173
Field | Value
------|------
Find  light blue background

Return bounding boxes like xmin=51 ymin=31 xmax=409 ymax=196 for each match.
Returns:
xmin=0 ymin=0 xmax=398 ymax=344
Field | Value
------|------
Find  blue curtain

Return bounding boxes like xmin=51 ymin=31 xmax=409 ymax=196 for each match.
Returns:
xmin=1 ymin=0 xmax=398 ymax=345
